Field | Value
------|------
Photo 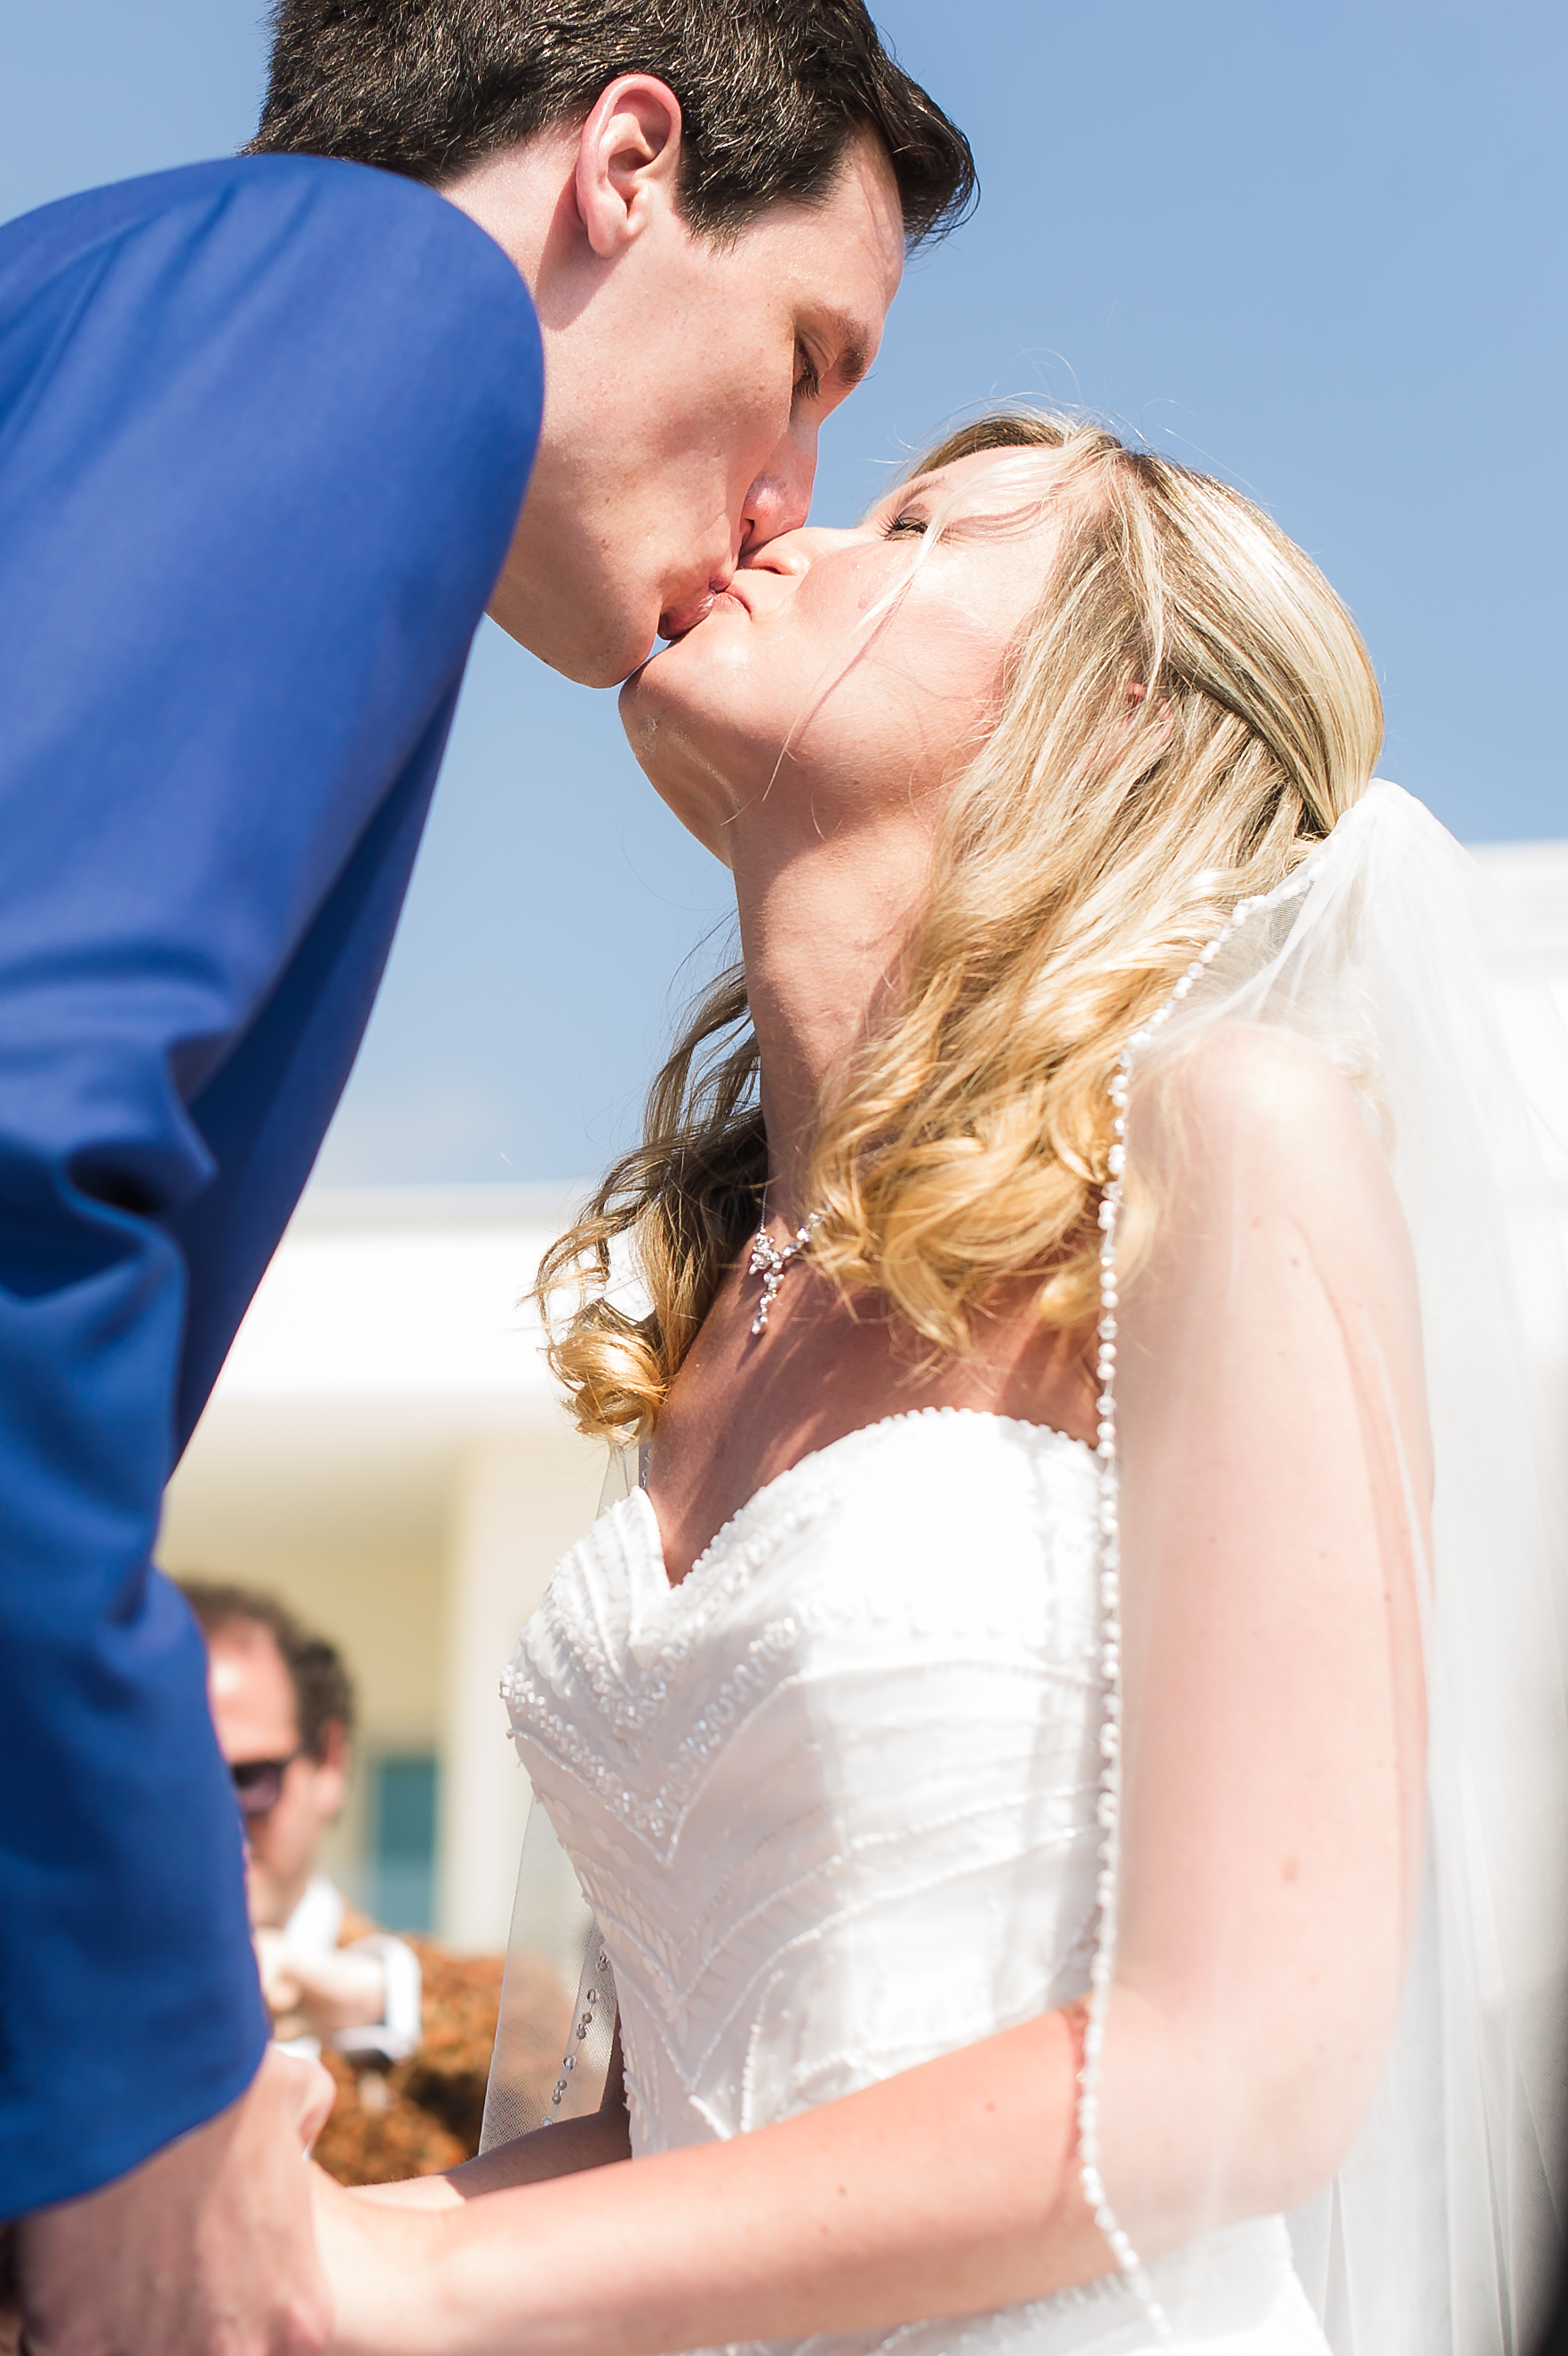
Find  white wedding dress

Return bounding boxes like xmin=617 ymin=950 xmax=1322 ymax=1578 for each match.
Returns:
xmin=502 ymin=1406 xmax=1330 ymax=2355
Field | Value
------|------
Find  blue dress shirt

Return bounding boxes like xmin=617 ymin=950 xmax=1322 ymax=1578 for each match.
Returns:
xmin=0 ymin=153 xmax=541 ymax=2215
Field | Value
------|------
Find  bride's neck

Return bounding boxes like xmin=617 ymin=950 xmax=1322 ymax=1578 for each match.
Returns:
xmin=731 ymin=821 xmax=932 ymax=1224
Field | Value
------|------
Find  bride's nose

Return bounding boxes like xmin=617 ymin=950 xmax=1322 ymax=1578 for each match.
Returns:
xmin=739 ymin=523 xmax=861 ymax=579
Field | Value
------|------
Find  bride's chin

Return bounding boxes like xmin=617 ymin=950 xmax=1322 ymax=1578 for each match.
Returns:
xmin=617 ymin=641 xmax=693 ymax=725
xmin=620 ymin=653 xmax=716 ymax=752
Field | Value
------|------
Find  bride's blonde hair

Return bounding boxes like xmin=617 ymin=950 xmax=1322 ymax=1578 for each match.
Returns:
xmin=539 ymin=410 xmax=1383 ymax=1438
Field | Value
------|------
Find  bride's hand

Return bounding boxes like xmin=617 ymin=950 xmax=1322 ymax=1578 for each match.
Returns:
xmin=311 ymin=2163 xmax=449 ymax=2356
xmin=350 ymin=2173 xmax=464 ymax=2210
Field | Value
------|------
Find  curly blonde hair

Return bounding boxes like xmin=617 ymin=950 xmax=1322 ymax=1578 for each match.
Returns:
xmin=537 ymin=411 xmax=1383 ymax=1437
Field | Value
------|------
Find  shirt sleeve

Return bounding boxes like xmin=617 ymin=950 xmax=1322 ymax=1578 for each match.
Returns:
xmin=0 ymin=155 xmax=540 ymax=2216
xmin=332 ymin=1934 xmax=425 ymax=2065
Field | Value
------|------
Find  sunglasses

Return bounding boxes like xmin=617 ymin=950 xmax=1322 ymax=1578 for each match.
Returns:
xmin=228 ymin=1753 xmax=302 ymax=1818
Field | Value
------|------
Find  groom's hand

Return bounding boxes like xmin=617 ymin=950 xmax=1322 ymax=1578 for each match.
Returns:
xmin=14 ymin=2045 xmax=334 ymax=2356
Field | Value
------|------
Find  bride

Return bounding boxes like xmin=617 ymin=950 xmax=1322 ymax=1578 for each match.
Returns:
xmin=313 ymin=415 xmax=1568 ymax=2352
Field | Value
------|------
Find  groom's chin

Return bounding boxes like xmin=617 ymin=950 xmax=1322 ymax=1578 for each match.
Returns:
xmin=487 ymin=585 xmax=657 ymax=689
xmin=538 ymin=633 xmax=659 ymax=691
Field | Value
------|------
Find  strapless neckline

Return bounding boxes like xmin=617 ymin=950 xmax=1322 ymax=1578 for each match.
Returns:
xmin=649 ymin=1403 xmax=1098 ymax=1598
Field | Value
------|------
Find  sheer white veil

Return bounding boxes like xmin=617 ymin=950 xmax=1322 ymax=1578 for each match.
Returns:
xmin=1105 ymin=781 xmax=1568 ymax=2352
xmin=482 ymin=779 xmax=1565 ymax=2348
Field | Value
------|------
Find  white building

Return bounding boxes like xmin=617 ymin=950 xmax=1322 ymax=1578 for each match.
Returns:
xmin=158 ymin=1182 xmax=604 ymax=1953
xmin=158 ymin=841 xmax=1568 ymax=1952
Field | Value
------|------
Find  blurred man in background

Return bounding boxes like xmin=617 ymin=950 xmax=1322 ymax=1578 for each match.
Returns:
xmin=182 ymin=1582 xmax=562 ymax=2185
xmin=181 ymin=1584 xmax=422 ymax=2071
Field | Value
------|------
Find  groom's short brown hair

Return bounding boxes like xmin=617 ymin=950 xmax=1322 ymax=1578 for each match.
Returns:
xmin=247 ymin=0 xmax=974 ymax=247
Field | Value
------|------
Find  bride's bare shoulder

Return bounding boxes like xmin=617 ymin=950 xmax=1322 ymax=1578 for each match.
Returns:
xmin=1149 ymin=1020 xmax=1386 ymax=1182
xmin=1158 ymin=1016 xmax=1365 ymax=1118
xmin=1142 ymin=1020 xmax=1415 ymax=1288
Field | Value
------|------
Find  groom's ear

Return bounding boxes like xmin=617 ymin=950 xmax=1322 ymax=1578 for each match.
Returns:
xmin=575 ymin=76 xmax=686 ymax=260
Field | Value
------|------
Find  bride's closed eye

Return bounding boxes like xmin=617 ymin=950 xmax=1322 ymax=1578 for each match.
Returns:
xmin=884 ymin=510 xmax=927 ymax=538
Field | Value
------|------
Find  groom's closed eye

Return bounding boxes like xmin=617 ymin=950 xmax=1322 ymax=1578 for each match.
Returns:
xmin=833 ymin=338 xmax=871 ymax=390
xmin=794 ymin=312 xmax=875 ymax=410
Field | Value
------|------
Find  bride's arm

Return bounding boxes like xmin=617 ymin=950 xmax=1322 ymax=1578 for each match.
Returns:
xmin=1099 ymin=1026 xmax=1430 ymax=2243
xmin=315 ymin=2010 xmax=1105 ymax=2352
xmin=314 ymin=1031 xmax=1429 ymax=2356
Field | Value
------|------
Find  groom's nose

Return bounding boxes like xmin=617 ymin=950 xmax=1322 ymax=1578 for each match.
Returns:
xmin=738 ymin=423 xmax=817 ymax=554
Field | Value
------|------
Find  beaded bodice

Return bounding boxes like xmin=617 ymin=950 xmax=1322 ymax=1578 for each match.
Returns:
xmin=502 ymin=1406 xmax=1312 ymax=2355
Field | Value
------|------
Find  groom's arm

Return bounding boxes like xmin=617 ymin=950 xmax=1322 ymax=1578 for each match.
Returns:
xmin=0 ymin=154 xmax=538 ymax=2348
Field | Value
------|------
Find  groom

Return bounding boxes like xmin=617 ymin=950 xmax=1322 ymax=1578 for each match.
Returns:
xmin=0 ymin=4 xmax=970 ymax=2351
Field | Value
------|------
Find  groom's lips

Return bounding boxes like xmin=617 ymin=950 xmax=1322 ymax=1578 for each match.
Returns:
xmin=659 ymin=569 xmax=749 ymax=640
xmin=658 ymin=587 xmax=715 ymax=641
xmin=659 ymin=579 xmax=750 ymax=641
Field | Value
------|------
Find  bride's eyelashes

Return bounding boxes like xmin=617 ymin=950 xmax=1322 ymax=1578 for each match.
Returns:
xmin=884 ymin=510 xmax=928 ymax=538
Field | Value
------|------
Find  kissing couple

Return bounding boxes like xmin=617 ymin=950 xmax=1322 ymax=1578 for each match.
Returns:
xmin=1 ymin=4 xmax=1564 ymax=2354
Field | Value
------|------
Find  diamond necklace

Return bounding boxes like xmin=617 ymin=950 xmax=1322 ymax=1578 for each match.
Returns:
xmin=745 ymin=1200 xmax=824 ymax=1335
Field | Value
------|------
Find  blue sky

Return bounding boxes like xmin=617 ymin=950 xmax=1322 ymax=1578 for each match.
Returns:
xmin=4 ymin=1 xmax=1564 ymax=1182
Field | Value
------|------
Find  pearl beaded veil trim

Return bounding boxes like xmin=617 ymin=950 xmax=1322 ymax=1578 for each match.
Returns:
xmin=1078 ymin=854 xmax=1321 ymax=2341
